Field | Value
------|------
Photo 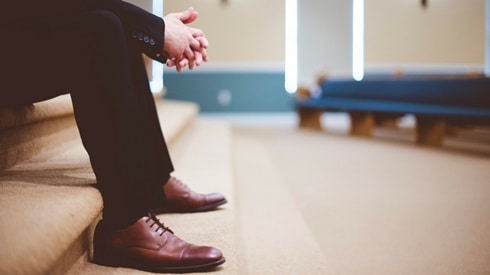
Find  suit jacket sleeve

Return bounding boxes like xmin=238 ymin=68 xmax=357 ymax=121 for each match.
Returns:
xmin=83 ymin=0 xmax=167 ymax=63
xmin=1 ymin=0 xmax=167 ymax=63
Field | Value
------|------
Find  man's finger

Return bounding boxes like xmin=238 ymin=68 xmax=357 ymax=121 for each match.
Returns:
xmin=188 ymin=57 xmax=195 ymax=70
xmin=179 ymin=7 xmax=198 ymax=24
xmin=184 ymin=47 xmax=195 ymax=60
xmin=190 ymin=27 xmax=204 ymax=38
xmin=195 ymin=36 xmax=209 ymax=49
xmin=189 ymin=38 xmax=201 ymax=51
xmin=178 ymin=58 xmax=188 ymax=69
xmin=175 ymin=61 xmax=184 ymax=72
xmin=166 ymin=59 xmax=176 ymax=67
xmin=200 ymin=48 xmax=208 ymax=62
xmin=193 ymin=51 xmax=203 ymax=66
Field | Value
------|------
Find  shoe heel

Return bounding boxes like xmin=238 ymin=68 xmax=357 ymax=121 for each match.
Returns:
xmin=93 ymin=244 xmax=117 ymax=267
xmin=92 ymin=223 xmax=127 ymax=268
xmin=93 ymin=244 xmax=133 ymax=268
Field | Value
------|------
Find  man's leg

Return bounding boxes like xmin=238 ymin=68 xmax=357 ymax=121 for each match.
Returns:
xmin=64 ymin=11 xmax=225 ymax=272
xmin=1 ymin=10 xmax=225 ymax=272
xmin=1 ymin=11 xmax=171 ymax=227
xmin=64 ymin=10 xmax=172 ymax=228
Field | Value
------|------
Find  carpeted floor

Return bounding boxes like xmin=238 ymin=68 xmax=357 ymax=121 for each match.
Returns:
xmin=233 ymin=123 xmax=490 ymax=275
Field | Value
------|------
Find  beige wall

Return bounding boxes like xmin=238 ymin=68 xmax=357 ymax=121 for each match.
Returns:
xmin=164 ymin=0 xmax=354 ymax=84
xmin=137 ymin=0 xmax=486 ymax=78
xmin=127 ymin=0 xmax=152 ymax=12
xmin=365 ymin=0 xmax=485 ymax=67
xmin=164 ymin=0 xmax=285 ymax=65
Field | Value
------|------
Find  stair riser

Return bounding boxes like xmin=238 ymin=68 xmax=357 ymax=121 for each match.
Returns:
xmin=49 ymin=220 xmax=99 ymax=275
xmin=0 ymin=116 xmax=79 ymax=171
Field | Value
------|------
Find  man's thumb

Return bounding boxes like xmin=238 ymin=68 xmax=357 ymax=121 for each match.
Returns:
xmin=180 ymin=7 xmax=198 ymax=24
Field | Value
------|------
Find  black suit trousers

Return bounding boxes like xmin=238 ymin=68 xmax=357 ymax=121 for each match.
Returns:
xmin=0 ymin=10 xmax=173 ymax=227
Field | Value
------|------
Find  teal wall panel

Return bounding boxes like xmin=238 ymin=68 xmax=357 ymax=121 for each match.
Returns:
xmin=163 ymin=72 xmax=295 ymax=112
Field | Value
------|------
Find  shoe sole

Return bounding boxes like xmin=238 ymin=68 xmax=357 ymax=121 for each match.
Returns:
xmin=154 ymin=199 xmax=228 ymax=214
xmin=150 ymin=257 xmax=226 ymax=273
xmin=94 ymin=256 xmax=226 ymax=273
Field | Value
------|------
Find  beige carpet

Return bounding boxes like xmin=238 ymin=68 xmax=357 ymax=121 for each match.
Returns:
xmin=233 ymin=133 xmax=334 ymax=275
xmin=69 ymin=118 xmax=238 ymax=274
xmin=233 ymin=125 xmax=490 ymax=275
xmin=0 ymin=100 xmax=202 ymax=275
xmin=0 ymin=138 xmax=100 ymax=275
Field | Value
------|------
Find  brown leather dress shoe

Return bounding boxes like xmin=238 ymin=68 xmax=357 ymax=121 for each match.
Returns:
xmin=157 ymin=176 xmax=227 ymax=213
xmin=93 ymin=213 xmax=225 ymax=273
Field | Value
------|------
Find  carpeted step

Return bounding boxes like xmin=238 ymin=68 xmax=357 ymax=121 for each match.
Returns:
xmin=0 ymin=95 xmax=78 ymax=171
xmin=233 ymin=134 xmax=334 ymax=274
xmin=0 ymin=99 xmax=199 ymax=275
xmin=157 ymin=99 xmax=199 ymax=146
xmin=0 ymin=139 xmax=101 ymax=275
xmin=0 ymin=95 xmax=197 ymax=171
xmin=0 ymin=94 xmax=75 ymax=130
xmin=68 ymin=118 xmax=237 ymax=274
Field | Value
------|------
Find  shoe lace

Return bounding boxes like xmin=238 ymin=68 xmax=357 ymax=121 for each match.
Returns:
xmin=145 ymin=213 xmax=174 ymax=236
xmin=171 ymin=177 xmax=190 ymax=191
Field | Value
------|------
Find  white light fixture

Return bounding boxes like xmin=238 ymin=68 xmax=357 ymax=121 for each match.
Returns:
xmin=353 ymin=0 xmax=364 ymax=81
xmin=150 ymin=0 xmax=164 ymax=93
xmin=485 ymin=0 xmax=490 ymax=76
xmin=285 ymin=0 xmax=298 ymax=93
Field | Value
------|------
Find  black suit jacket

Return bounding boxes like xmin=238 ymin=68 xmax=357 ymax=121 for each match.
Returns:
xmin=0 ymin=0 xmax=166 ymax=63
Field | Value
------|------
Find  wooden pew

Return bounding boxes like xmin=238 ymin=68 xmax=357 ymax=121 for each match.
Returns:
xmin=296 ymin=77 xmax=490 ymax=146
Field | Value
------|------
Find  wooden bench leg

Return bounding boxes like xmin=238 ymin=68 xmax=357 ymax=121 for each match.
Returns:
xmin=374 ymin=113 xmax=401 ymax=128
xmin=445 ymin=125 xmax=458 ymax=137
xmin=297 ymin=108 xmax=323 ymax=130
xmin=349 ymin=111 xmax=374 ymax=137
xmin=416 ymin=116 xmax=447 ymax=146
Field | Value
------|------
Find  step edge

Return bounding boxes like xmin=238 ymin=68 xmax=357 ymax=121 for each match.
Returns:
xmin=0 ymin=94 xmax=74 ymax=130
